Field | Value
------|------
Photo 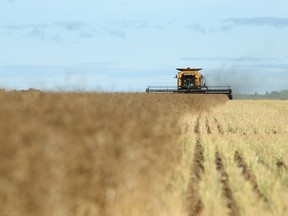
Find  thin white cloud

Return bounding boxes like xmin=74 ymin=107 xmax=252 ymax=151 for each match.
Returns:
xmin=2 ymin=23 xmax=49 ymax=31
xmin=0 ymin=19 xmax=165 ymax=41
xmin=223 ymin=17 xmax=288 ymax=29
xmin=53 ymin=21 xmax=86 ymax=31
xmin=188 ymin=24 xmax=206 ymax=34
xmin=190 ymin=17 xmax=288 ymax=33
xmin=181 ymin=56 xmax=278 ymax=62
xmin=1 ymin=21 xmax=90 ymax=41
xmin=103 ymin=28 xmax=126 ymax=39
xmin=79 ymin=30 xmax=95 ymax=38
xmin=102 ymin=19 xmax=163 ymax=39
xmin=110 ymin=20 xmax=163 ymax=30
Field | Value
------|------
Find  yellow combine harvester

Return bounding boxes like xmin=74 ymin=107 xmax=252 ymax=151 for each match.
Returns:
xmin=146 ymin=67 xmax=233 ymax=99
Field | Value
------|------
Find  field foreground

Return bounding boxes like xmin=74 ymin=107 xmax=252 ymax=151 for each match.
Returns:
xmin=0 ymin=91 xmax=288 ymax=216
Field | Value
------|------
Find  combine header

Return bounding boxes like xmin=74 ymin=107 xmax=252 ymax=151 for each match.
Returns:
xmin=146 ymin=67 xmax=233 ymax=99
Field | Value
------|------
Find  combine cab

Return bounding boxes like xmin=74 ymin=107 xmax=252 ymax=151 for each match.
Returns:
xmin=146 ymin=67 xmax=233 ymax=99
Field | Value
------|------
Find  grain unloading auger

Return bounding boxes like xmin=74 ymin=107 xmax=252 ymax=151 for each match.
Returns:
xmin=146 ymin=67 xmax=233 ymax=100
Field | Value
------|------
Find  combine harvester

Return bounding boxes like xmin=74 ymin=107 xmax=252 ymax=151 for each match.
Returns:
xmin=146 ymin=67 xmax=233 ymax=99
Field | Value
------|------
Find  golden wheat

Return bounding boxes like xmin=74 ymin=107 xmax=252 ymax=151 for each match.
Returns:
xmin=0 ymin=91 xmax=226 ymax=216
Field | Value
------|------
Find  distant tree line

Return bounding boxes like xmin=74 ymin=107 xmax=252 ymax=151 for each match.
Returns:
xmin=234 ymin=90 xmax=288 ymax=100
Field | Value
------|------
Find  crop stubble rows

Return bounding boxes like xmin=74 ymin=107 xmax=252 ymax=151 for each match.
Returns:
xmin=183 ymin=100 xmax=288 ymax=215
xmin=234 ymin=151 xmax=268 ymax=203
xmin=186 ymin=116 xmax=204 ymax=216
xmin=215 ymin=150 xmax=239 ymax=216
xmin=186 ymin=115 xmax=240 ymax=215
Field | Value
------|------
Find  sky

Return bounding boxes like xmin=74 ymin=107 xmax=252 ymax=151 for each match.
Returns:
xmin=1 ymin=0 xmax=288 ymax=93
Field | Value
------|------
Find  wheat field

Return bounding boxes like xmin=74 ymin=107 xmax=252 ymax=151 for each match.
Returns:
xmin=0 ymin=91 xmax=287 ymax=216
xmin=181 ymin=100 xmax=288 ymax=216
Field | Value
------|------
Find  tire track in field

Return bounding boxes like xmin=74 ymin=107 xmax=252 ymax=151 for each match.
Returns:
xmin=234 ymin=151 xmax=268 ymax=203
xmin=215 ymin=150 xmax=239 ymax=216
xmin=213 ymin=117 xmax=224 ymax=135
xmin=187 ymin=115 xmax=204 ymax=216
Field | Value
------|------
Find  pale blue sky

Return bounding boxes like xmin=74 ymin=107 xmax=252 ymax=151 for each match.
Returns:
xmin=1 ymin=0 xmax=288 ymax=93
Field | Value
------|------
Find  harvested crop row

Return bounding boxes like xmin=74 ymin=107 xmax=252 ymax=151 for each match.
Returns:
xmin=205 ymin=100 xmax=288 ymax=215
xmin=276 ymin=160 xmax=288 ymax=171
xmin=186 ymin=136 xmax=205 ymax=216
xmin=205 ymin=117 xmax=211 ymax=134
xmin=255 ymin=152 xmax=275 ymax=173
xmin=194 ymin=115 xmax=201 ymax=134
xmin=253 ymin=148 xmax=288 ymax=176
xmin=234 ymin=150 xmax=268 ymax=203
xmin=256 ymin=153 xmax=288 ymax=171
xmin=213 ymin=117 xmax=224 ymax=135
xmin=215 ymin=150 xmax=239 ymax=216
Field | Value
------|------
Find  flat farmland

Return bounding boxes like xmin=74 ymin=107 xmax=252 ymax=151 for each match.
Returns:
xmin=182 ymin=100 xmax=288 ymax=216
xmin=0 ymin=91 xmax=287 ymax=216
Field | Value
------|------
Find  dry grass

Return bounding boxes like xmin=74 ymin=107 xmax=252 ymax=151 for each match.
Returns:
xmin=0 ymin=91 xmax=227 ymax=216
